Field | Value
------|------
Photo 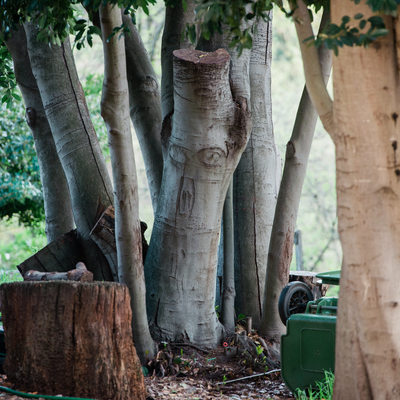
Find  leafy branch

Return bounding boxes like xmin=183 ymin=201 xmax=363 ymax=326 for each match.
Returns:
xmin=312 ymin=13 xmax=389 ymax=55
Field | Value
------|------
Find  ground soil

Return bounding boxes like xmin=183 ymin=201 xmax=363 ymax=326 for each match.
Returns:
xmin=0 ymin=330 xmax=295 ymax=399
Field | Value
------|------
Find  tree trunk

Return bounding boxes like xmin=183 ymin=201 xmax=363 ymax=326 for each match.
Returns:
xmin=160 ymin=0 xmax=195 ymax=126
xmin=221 ymin=181 xmax=235 ymax=332
xmin=145 ymin=48 xmax=250 ymax=346
xmin=122 ymin=14 xmax=163 ymax=210
xmin=24 ymin=23 xmax=114 ymax=280
xmin=233 ymin=16 xmax=277 ymax=328
xmin=5 ymin=29 xmax=74 ymax=242
xmin=260 ymin=10 xmax=332 ymax=339
xmin=1 ymin=281 xmax=146 ymax=400
xmin=330 ymin=2 xmax=400 ymax=398
xmin=99 ymin=3 xmax=155 ymax=362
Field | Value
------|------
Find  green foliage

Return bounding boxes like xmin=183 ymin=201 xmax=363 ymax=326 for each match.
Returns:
xmin=0 ymin=72 xmax=107 ymax=227
xmin=0 ymin=0 xmax=157 ymax=52
xmin=189 ymin=0 xmax=274 ymax=55
xmin=0 ymin=42 xmax=20 ymax=106
xmin=82 ymin=73 xmax=109 ymax=157
xmin=314 ymin=13 xmax=388 ymax=55
xmin=191 ymin=0 xmax=398 ymax=56
xmin=0 ymin=218 xmax=46 ymax=274
xmin=355 ymin=0 xmax=400 ymax=14
xmin=0 ymin=99 xmax=44 ymax=227
xmin=295 ymin=370 xmax=335 ymax=400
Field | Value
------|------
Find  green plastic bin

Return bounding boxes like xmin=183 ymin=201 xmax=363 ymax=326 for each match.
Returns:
xmin=280 ymin=270 xmax=340 ymax=393
xmin=281 ymin=313 xmax=336 ymax=392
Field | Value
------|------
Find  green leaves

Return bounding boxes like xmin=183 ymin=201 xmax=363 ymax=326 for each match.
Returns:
xmin=315 ymin=12 xmax=389 ymax=55
xmin=0 ymin=42 xmax=19 ymax=108
xmin=0 ymin=99 xmax=44 ymax=227
xmin=186 ymin=0 xmax=273 ymax=55
xmin=0 ymin=0 xmax=158 ymax=50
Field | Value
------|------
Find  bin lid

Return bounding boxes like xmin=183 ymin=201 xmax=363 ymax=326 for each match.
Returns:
xmin=315 ymin=270 xmax=341 ymax=285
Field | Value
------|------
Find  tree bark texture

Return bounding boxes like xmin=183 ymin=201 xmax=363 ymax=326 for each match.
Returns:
xmin=5 ymin=29 xmax=74 ymax=242
xmin=100 ymin=3 xmax=154 ymax=362
xmin=1 ymin=281 xmax=146 ymax=400
xmin=160 ymin=0 xmax=195 ymax=121
xmin=145 ymin=49 xmax=250 ymax=346
xmin=123 ymin=14 xmax=163 ymax=210
xmin=24 ymin=23 xmax=114 ymax=280
xmin=261 ymin=10 xmax=332 ymax=339
xmin=233 ymin=16 xmax=278 ymax=328
xmin=221 ymin=181 xmax=235 ymax=332
xmin=330 ymin=2 xmax=400 ymax=398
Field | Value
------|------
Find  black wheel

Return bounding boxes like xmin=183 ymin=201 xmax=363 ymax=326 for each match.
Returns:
xmin=278 ymin=281 xmax=313 ymax=325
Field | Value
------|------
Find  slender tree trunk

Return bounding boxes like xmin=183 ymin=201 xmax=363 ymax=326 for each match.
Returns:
xmin=122 ymin=14 xmax=163 ymax=210
xmin=233 ymin=16 xmax=277 ymax=328
xmin=260 ymin=10 xmax=332 ymax=339
xmin=99 ymin=3 xmax=155 ymax=362
xmin=330 ymin=3 xmax=400 ymax=398
xmin=221 ymin=181 xmax=235 ymax=332
xmin=160 ymin=0 xmax=195 ymax=151
xmin=145 ymin=49 xmax=250 ymax=346
xmin=24 ymin=23 xmax=114 ymax=280
xmin=88 ymin=10 xmax=163 ymax=210
xmin=5 ymin=29 xmax=74 ymax=242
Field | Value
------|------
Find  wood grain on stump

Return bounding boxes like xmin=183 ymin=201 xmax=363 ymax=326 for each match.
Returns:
xmin=1 ymin=281 xmax=145 ymax=400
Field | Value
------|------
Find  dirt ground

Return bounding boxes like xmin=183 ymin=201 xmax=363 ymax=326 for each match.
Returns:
xmin=0 ymin=332 xmax=295 ymax=400
xmin=143 ymin=336 xmax=294 ymax=400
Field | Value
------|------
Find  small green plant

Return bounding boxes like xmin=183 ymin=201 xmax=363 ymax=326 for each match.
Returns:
xmin=222 ymin=375 xmax=227 ymax=384
xmin=256 ymin=344 xmax=263 ymax=356
xmin=295 ymin=371 xmax=335 ymax=400
xmin=237 ymin=313 xmax=246 ymax=322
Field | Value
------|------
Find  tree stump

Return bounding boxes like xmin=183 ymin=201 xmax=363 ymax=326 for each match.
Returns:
xmin=1 ymin=281 xmax=146 ymax=400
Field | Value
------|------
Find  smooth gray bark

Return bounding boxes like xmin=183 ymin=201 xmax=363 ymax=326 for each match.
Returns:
xmin=260 ymin=10 xmax=332 ymax=339
xmin=221 ymin=181 xmax=235 ymax=332
xmin=100 ymin=4 xmax=155 ymax=362
xmin=24 ymin=22 xmax=114 ymax=280
xmin=6 ymin=29 xmax=75 ymax=242
xmin=160 ymin=0 xmax=195 ymax=121
xmin=89 ymin=11 xmax=163 ymax=210
xmin=145 ymin=49 xmax=250 ymax=346
xmin=233 ymin=16 xmax=277 ymax=328
xmin=123 ymin=14 xmax=163 ymax=210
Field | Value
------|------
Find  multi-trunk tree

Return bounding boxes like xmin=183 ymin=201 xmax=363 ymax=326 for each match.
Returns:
xmin=1 ymin=0 xmax=275 ymax=357
xmin=4 ymin=1 xmax=399 ymax=397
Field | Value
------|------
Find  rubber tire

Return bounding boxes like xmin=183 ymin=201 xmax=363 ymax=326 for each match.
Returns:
xmin=278 ymin=281 xmax=313 ymax=326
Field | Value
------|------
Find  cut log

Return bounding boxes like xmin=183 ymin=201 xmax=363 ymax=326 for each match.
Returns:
xmin=1 ymin=281 xmax=146 ymax=400
xmin=24 ymin=262 xmax=93 ymax=282
xmin=90 ymin=206 xmax=149 ymax=279
xmin=17 ymin=230 xmax=83 ymax=277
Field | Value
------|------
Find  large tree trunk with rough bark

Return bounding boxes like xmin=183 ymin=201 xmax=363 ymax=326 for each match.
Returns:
xmin=294 ymin=0 xmax=400 ymax=397
xmin=99 ymin=3 xmax=155 ymax=362
xmin=145 ymin=48 xmax=250 ymax=346
xmin=24 ymin=23 xmax=114 ymax=280
xmin=233 ymin=16 xmax=278 ymax=328
xmin=1 ymin=281 xmax=146 ymax=400
xmin=5 ymin=29 xmax=74 ymax=242
xmin=331 ymin=3 xmax=400 ymax=398
xmin=260 ymin=11 xmax=332 ymax=340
